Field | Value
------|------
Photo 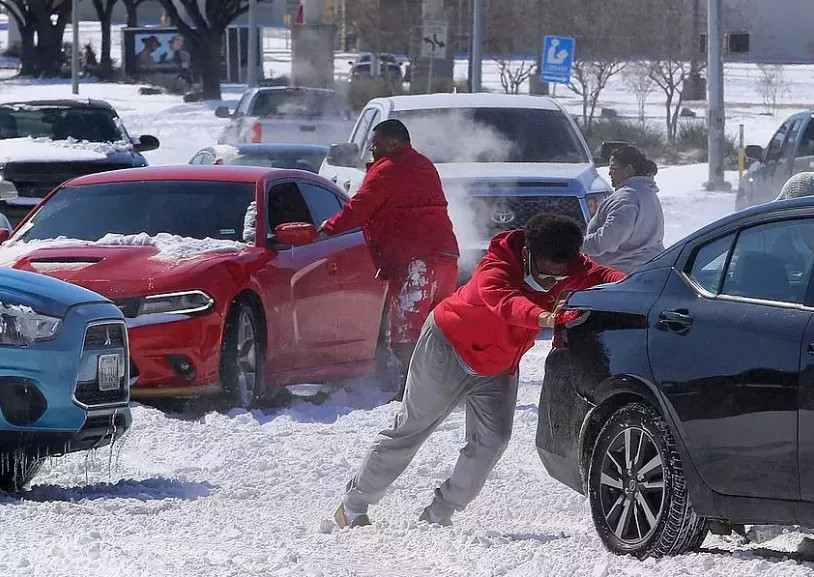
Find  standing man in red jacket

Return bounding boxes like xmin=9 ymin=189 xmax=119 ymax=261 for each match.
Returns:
xmin=334 ymin=213 xmax=625 ymax=528
xmin=320 ymin=119 xmax=459 ymax=401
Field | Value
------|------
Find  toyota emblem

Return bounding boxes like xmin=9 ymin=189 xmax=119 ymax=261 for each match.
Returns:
xmin=491 ymin=208 xmax=516 ymax=225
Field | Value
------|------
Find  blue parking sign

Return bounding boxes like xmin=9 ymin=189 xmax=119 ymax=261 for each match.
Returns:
xmin=541 ymin=36 xmax=575 ymax=84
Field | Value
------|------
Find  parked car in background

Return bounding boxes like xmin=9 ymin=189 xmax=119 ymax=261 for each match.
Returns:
xmin=537 ymin=195 xmax=814 ymax=558
xmin=0 ymin=166 xmax=388 ymax=409
xmin=215 ymin=87 xmax=354 ymax=147
xmin=737 ymin=110 xmax=814 ymax=209
xmin=0 ymin=99 xmax=159 ymax=228
xmin=189 ymin=143 xmax=328 ymax=173
xmin=320 ymin=93 xmax=614 ymax=275
xmin=349 ymin=52 xmax=403 ymax=81
xmin=0 ymin=266 xmax=131 ymax=491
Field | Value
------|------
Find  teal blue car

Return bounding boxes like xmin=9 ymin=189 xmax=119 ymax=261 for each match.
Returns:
xmin=0 ymin=267 xmax=131 ymax=491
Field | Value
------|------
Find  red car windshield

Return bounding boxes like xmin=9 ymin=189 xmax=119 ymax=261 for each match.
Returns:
xmin=15 ymin=180 xmax=256 ymax=243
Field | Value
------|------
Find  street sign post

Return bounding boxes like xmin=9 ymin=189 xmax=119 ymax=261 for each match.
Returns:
xmin=422 ymin=22 xmax=447 ymax=94
xmin=541 ymin=35 xmax=575 ymax=85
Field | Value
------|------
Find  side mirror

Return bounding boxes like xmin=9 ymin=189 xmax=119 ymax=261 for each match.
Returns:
xmin=215 ymin=106 xmax=232 ymax=119
xmin=326 ymin=142 xmax=360 ymax=168
xmin=0 ymin=229 xmax=9 ymax=244
xmin=274 ymin=222 xmax=317 ymax=246
xmin=134 ymin=134 xmax=160 ymax=153
xmin=745 ymin=144 xmax=764 ymax=161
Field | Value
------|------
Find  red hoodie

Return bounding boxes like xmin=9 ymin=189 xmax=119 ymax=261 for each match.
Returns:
xmin=433 ymin=230 xmax=626 ymax=376
xmin=322 ymin=145 xmax=458 ymax=275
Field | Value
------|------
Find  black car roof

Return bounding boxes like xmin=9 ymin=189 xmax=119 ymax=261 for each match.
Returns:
xmin=0 ymin=99 xmax=115 ymax=110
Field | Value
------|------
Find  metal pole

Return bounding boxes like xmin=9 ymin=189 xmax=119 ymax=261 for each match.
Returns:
xmin=72 ymin=0 xmax=79 ymax=95
xmin=427 ymin=50 xmax=434 ymax=93
xmin=706 ymin=0 xmax=728 ymax=190
xmin=247 ymin=0 xmax=258 ymax=87
xmin=471 ymin=0 xmax=484 ymax=92
xmin=738 ymin=123 xmax=745 ymax=188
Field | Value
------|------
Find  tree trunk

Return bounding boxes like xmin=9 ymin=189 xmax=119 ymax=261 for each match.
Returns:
xmin=124 ymin=0 xmax=138 ymax=27
xmin=199 ymin=32 xmax=223 ymax=100
xmin=19 ymin=25 xmax=36 ymax=76
xmin=665 ymin=92 xmax=674 ymax=142
xmin=100 ymin=12 xmax=113 ymax=74
xmin=34 ymin=25 xmax=65 ymax=77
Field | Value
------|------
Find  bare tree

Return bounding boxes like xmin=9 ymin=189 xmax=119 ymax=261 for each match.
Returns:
xmin=156 ymin=0 xmax=249 ymax=100
xmin=567 ymin=59 xmax=626 ymax=129
xmin=648 ymin=59 xmax=691 ymax=142
xmin=496 ymin=56 xmax=534 ymax=94
xmin=756 ymin=64 xmax=790 ymax=115
xmin=91 ymin=0 xmax=118 ymax=75
xmin=0 ymin=0 xmax=72 ymax=77
xmin=624 ymin=62 xmax=655 ymax=126
xmin=122 ymin=0 xmax=148 ymax=27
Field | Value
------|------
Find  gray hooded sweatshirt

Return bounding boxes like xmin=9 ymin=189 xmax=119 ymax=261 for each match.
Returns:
xmin=583 ymin=176 xmax=665 ymax=273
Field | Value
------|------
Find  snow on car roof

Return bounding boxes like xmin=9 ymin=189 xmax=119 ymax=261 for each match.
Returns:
xmin=0 ymin=137 xmax=129 ymax=162
xmin=375 ymin=93 xmax=562 ymax=112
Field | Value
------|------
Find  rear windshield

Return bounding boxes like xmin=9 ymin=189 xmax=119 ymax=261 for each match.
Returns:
xmin=0 ymin=105 xmax=123 ymax=142
xmin=390 ymin=107 xmax=587 ymax=164
xmin=250 ymin=90 xmax=344 ymax=119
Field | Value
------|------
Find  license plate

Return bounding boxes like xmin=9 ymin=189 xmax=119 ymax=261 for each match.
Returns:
xmin=98 ymin=354 xmax=120 ymax=391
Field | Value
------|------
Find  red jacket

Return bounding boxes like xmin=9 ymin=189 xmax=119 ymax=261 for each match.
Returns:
xmin=434 ymin=230 xmax=626 ymax=376
xmin=322 ymin=145 xmax=458 ymax=275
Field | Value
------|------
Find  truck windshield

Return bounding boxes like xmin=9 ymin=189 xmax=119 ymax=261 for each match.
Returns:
xmin=251 ymin=89 xmax=344 ymax=119
xmin=0 ymin=105 xmax=123 ymax=142
xmin=390 ymin=107 xmax=588 ymax=163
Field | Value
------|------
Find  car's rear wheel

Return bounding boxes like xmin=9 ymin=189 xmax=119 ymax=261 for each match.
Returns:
xmin=220 ymin=301 xmax=265 ymax=409
xmin=0 ymin=454 xmax=44 ymax=492
xmin=588 ymin=402 xmax=706 ymax=558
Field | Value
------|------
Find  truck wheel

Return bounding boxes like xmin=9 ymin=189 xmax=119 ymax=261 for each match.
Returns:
xmin=588 ymin=402 xmax=706 ymax=558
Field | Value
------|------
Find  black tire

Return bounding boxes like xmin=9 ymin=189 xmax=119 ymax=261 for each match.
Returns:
xmin=220 ymin=301 xmax=265 ymax=409
xmin=588 ymin=402 xmax=706 ymax=558
xmin=0 ymin=454 xmax=44 ymax=492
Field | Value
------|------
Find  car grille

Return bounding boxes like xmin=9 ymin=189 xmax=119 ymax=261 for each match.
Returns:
xmin=113 ymin=298 xmax=141 ymax=318
xmin=468 ymin=195 xmax=587 ymax=236
xmin=4 ymin=162 xmax=135 ymax=198
xmin=84 ymin=323 xmax=126 ymax=349
xmin=74 ymin=322 xmax=129 ymax=407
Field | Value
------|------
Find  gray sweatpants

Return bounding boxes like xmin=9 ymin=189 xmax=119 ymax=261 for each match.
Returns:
xmin=343 ymin=312 xmax=519 ymax=517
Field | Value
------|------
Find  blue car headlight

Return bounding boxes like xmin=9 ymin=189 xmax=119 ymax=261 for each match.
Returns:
xmin=0 ymin=303 xmax=62 ymax=347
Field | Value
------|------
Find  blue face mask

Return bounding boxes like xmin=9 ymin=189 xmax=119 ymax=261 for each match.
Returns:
xmin=524 ymin=249 xmax=569 ymax=293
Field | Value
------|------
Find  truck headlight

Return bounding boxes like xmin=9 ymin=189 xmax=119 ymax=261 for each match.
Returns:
xmin=139 ymin=290 xmax=214 ymax=316
xmin=0 ymin=303 xmax=62 ymax=347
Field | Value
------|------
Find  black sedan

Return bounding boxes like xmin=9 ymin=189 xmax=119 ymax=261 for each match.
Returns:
xmin=189 ymin=143 xmax=328 ymax=173
xmin=537 ymin=195 xmax=814 ymax=558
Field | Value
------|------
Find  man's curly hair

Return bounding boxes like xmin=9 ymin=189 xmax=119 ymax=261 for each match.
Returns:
xmin=524 ymin=213 xmax=584 ymax=264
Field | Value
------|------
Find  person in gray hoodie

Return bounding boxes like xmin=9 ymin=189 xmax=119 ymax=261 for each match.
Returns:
xmin=583 ymin=146 xmax=665 ymax=273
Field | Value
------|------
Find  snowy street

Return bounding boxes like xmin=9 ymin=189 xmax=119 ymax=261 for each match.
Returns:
xmin=1 ymin=23 xmax=814 ymax=576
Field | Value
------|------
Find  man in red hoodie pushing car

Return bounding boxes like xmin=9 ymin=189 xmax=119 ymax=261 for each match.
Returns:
xmin=334 ymin=213 xmax=625 ymax=528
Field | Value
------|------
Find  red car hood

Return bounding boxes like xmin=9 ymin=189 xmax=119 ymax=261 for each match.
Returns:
xmin=4 ymin=243 xmax=241 ymax=300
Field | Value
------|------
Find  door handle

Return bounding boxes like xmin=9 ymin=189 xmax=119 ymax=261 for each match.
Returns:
xmin=327 ymin=261 xmax=338 ymax=275
xmin=658 ymin=309 xmax=694 ymax=331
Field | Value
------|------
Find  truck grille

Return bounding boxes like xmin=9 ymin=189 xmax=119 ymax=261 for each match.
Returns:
xmin=4 ymin=162 xmax=135 ymax=198
xmin=468 ymin=195 xmax=587 ymax=236
xmin=74 ymin=322 xmax=129 ymax=407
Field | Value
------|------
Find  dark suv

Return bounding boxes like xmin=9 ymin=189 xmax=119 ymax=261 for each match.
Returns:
xmin=537 ymin=195 xmax=814 ymax=558
xmin=0 ymin=99 xmax=159 ymax=227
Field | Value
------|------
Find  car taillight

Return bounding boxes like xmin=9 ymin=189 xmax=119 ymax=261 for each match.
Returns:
xmin=251 ymin=122 xmax=262 ymax=143
xmin=552 ymin=308 xmax=588 ymax=349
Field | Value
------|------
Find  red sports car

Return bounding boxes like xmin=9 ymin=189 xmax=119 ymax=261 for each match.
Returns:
xmin=0 ymin=166 xmax=388 ymax=407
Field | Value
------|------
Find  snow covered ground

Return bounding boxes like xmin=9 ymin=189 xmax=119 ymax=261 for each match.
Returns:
xmin=0 ymin=20 xmax=813 ymax=577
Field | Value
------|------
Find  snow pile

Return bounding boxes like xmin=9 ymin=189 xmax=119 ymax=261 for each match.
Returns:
xmin=0 ymin=137 xmax=130 ymax=162
xmin=0 ymin=233 xmax=247 ymax=267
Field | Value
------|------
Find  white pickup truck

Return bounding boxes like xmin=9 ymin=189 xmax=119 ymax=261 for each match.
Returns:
xmin=215 ymin=86 xmax=355 ymax=147
xmin=319 ymin=93 xmax=614 ymax=272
